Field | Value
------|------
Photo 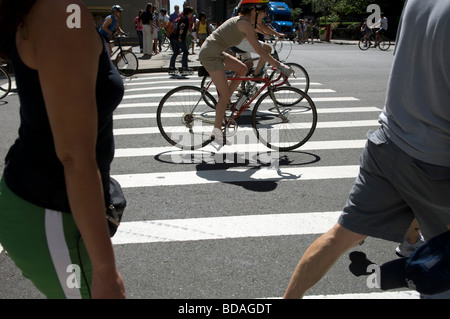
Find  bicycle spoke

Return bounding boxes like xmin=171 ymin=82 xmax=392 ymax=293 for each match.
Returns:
xmin=157 ymin=86 xmax=217 ymax=150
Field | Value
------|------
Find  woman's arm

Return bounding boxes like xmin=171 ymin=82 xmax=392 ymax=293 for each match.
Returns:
xmin=21 ymin=0 xmax=125 ymax=298
xmin=238 ymin=19 xmax=280 ymax=68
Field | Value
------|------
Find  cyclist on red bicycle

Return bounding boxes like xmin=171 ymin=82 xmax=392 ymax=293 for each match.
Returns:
xmin=198 ymin=0 xmax=291 ymax=146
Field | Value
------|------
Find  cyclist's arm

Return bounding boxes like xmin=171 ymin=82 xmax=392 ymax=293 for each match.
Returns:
xmin=257 ymin=23 xmax=284 ymax=39
xmin=238 ymin=19 xmax=280 ymax=68
xmin=101 ymin=16 xmax=113 ymax=36
xmin=116 ymin=25 xmax=125 ymax=35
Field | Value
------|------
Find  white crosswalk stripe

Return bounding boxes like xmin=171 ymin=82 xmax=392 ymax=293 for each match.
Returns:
xmin=111 ymin=73 xmax=418 ymax=299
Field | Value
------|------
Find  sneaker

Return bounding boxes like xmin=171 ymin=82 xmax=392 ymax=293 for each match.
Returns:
xmin=210 ymin=128 xmax=232 ymax=150
xmin=168 ymin=67 xmax=177 ymax=75
xmin=180 ymin=67 xmax=194 ymax=76
xmin=395 ymin=234 xmax=425 ymax=257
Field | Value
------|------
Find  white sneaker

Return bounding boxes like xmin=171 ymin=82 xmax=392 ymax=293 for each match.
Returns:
xmin=210 ymin=128 xmax=231 ymax=150
xmin=395 ymin=234 xmax=425 ymax=257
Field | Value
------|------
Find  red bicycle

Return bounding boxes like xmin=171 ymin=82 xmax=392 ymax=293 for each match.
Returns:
xmin=156 ymin=66 xmax=317 ymax=151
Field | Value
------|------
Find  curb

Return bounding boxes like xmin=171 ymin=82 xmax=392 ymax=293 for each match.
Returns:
xmin=136 ymin=65 xmax=202 ymax=74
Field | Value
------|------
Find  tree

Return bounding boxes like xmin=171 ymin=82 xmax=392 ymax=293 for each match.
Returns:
xmin=302 ymin=0 xmax=373 ymax=18
xmin=291 ymin=8 xmax=303 ymax=22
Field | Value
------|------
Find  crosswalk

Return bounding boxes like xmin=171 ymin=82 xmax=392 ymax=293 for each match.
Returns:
xmin=108 ymin=72 xmax=419 ymax=299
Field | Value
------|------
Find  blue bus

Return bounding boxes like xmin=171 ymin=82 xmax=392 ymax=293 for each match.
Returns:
xmin=267 ymin=2 xmax=295 ymax=40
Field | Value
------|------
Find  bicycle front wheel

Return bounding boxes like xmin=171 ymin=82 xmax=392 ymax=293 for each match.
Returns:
xmin=157 ymin=86 xmax=217 ymax=150
xmin=285 ymin=62 xmax=310 ymax=94
xmin=252 ymin=86 xmax=317 ymax=151
xmin=0 ymin=66 xmax=11 ymax=100
xmin=116 ymin=51 xmax=139 ymax=76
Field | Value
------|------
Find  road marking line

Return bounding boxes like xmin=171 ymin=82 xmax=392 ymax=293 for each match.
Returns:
xmin=112 ymin=165 xmax=359 ymax=188
xmin=113 ymin=120 xmax=379 ymax=136
xmin=277 ymin=291 xmax=420 ymax=299
xmin=122 ymin=90 xmax=359 ymax=100
xmin=117 ymin=96 xmax=359 ymax=108
xmin=113 ymin=107 xmax=381 ymax=120
xmin=114 ymin=140 xmax=367 ymax=157
xmin=111 ymin=211 xmax=342 ymax=244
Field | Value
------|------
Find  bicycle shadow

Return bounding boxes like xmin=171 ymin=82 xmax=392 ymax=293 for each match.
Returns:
xmin=196 ymin=152 xmax=320 ymax=192
xmin=154 ymin=149 xmax=320 ymax=192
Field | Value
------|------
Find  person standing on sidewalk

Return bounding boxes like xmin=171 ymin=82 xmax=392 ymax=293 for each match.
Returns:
xmin=0 ymin=0 xmax=125 ymax=298
xmin=141 ymin=3 xmax=153 ymax=57
xmin=151 ymin=4 xmax=159 ymax=55
xmin=135 ymin=10 xmax=143 ymax=53
xmin=283 ymin=0 xmax=450 ymax=299
xmin=168 ymin=6 xmax=194 ymax=75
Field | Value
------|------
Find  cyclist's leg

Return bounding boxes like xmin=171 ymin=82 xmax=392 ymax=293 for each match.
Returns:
xmin=254 ymin=43 xmax=271 ymax=76
xmin=235 ymin=39 xmax=268 ymax=76
xmin=208 ymin=54 xmax=247 ymax=130
xmin=0 ymin=178 xmax=92 ymax=299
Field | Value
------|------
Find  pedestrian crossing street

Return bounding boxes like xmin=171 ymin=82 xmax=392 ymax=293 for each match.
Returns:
xmin=106 ymin=72 xmax=419 ymax=299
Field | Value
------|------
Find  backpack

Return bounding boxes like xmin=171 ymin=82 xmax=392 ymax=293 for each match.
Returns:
xmin=168 ymin=16 xmax=181 ymax=36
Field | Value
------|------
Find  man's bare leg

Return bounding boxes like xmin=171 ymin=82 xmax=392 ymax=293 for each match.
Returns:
xmin=283 ymin=223 xmax=367 ymax=298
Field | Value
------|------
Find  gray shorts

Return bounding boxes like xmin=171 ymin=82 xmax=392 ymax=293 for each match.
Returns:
xmin=338 ymin=127 xmax=450 ymax=242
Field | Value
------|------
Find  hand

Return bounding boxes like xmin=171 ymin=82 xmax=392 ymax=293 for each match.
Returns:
xmin=279 ymin=63 xmax=293 ymax=77
xmin=91 ymin=268 xmax=126 ymax=299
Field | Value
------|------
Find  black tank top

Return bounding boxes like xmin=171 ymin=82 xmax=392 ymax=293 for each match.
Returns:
xmin=3 ymin=32 xmax=124 ymax=212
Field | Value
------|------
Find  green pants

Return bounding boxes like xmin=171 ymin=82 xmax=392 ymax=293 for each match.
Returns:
xmin=0 ymin=177 xmax=92 ymax=298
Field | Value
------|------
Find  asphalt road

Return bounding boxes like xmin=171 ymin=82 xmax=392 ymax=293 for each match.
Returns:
xmin=0 ymin=42 xmax=421 ymax=302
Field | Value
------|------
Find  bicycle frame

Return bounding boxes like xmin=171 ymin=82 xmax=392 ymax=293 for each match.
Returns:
xmin=202 ymin=68 xmax=289 ymax=127
xmin=111 ymin=36 xmax=125 ymax=57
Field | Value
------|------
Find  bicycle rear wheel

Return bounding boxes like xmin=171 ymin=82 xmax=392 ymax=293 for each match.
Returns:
xmin=0 ymin=66 xmax=11 ymax=100
xmin=378 ymin=37 xmax=391 ymax=51
xmin=200 ymin=70 xmax=236 ymax=109
xmin=157 ymin=86 xmax=217 ymax=150
xmin=252 ymin=86 xmax=317 ymax=151
xmin=358 ymin=37 xmax=371 ymax=51
xmin=116 ymin=51 xmax=139 ymax=76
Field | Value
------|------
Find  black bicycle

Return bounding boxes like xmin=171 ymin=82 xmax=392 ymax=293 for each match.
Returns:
xmin=111 ymin=33 xmax=139 ymax=76
xmin=0 ymin=59 xmax=11 ymax=100
xmin=358 ymin=28 xmax=391 ymax=51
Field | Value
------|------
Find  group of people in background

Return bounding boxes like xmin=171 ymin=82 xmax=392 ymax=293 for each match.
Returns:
xmin=134 ymin=3 xmax=169 ymax=57
xmin=295 ymin=19 xmax=319 ymax=44
xmin=134 ymin=3 xmax=216 ymax=59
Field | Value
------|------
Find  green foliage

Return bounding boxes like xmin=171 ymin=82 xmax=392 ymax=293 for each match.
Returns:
xmin=291 ymin=8 xmax=303 ymax=22
xmin=302 ymin=0 xmax=376 ymax=17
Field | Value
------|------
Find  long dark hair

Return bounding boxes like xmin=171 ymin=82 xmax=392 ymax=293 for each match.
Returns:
xmin=0 ymin=0 xmax=37 ymax=59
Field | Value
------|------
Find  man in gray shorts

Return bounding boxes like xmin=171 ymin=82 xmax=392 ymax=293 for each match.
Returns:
xmin=283 ymin=0 xmax=450 ymax=299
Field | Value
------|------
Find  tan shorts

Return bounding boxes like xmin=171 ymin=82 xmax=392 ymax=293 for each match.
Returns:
xmin=198 ymin=41 xmax=228 ymax=72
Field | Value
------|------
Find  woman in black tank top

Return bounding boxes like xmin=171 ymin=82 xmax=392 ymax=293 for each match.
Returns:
xmin=0 ymin=0 xmax=125 ymax=298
